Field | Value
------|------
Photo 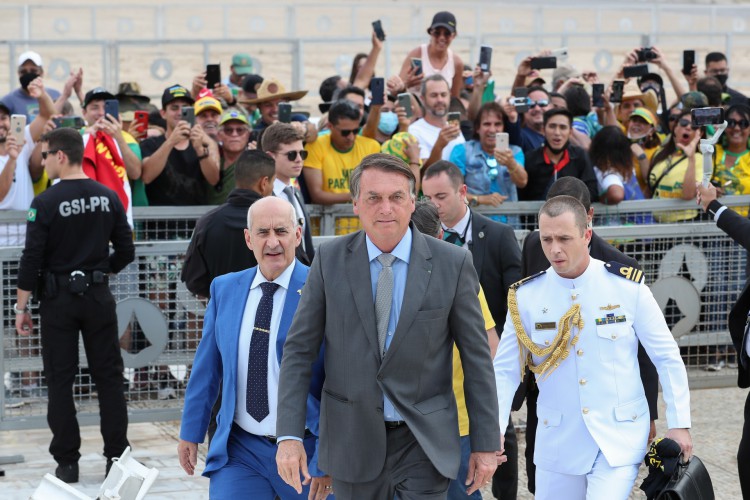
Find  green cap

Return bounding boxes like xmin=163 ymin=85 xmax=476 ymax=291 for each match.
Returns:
xmin=231 ymin=53 xmax=253 ymax=75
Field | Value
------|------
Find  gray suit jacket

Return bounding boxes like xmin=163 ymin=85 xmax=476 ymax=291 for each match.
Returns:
xmin=277 ymin=226 xmax=500 ymax=482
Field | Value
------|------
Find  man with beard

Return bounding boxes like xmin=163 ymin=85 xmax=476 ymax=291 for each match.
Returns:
xmin=519 ymin=109 xmax=597 ymax=203
xmin=408 ymin=74 xmax=465 ymax=169
xmin=704 ymin=52 xmax=748 ymax=106
xmin=206 ymin=110 xmax=250 ymax=205
xmin=2 ymin=51 xmax=61 ymax=120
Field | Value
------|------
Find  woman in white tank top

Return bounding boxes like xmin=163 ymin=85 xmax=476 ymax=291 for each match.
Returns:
xmin=398 ymin=11 xmax=464 ymax=98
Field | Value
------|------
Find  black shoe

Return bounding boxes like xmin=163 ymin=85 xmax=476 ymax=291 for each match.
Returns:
xmin=55 ymin=463 xmax=79 ymax=483
xmin=106 ymin=458 xmax=114 ymax=476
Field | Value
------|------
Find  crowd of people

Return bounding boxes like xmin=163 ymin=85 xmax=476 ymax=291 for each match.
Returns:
xmin=4 ymin=9 xmax=749 ymax=500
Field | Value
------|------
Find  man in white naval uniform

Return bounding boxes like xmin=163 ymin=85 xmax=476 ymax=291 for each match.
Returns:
xmin=493 ymin=195 xmax=692 ymax=500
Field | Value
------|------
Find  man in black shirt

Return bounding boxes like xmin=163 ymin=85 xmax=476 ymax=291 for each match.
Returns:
xmin=519 ymin=108 xmax=598 ymax=203
xmin=15 ymin=128 xmax=134 ymax=483
xmin=182 ymin=150 xmax=276 ymax=299
xmin=140 ymin=84 xmax=220 ymax=206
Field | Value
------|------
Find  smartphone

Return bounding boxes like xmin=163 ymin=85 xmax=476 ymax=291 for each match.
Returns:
xmin=479 ymin=45 xmax=493 ymax=73
xmin=592 ymin=83 xmax=605 ymax=108
xmin=495 ymin=132 xmax=509 ymax=151
xmin=133 ymin=110 xmax=149 ymax=134
xmin=372 ymin=20 xmax=386 ymax=41
xmin=104 ymin=99 xmax=119 ymax=121
xmin=530 ymin=56 xmax=557 ymax=70
xmin=369 ymin=78 xmax=385 ymax=106
xmin=10 ymin=114 xmax=25 ymax=146
xmin=411 ymin=58 xmax=423 ymax=77
xmin=692 ymin=107 xmax=725 ymax=127
xmin=610 ymin=80 xmax=624 ymax=103
xmin=53 ymin=116 xmax=86 ymax=129
xmin=278 ymin=102 xmax=292 ymax=123
xmin=551 ymin=47 xmax=569 ymax=59
xmin=181 ymin=106 xmax=195 ymax=126
xmin=206 ymin=64 xmax=221 ymax=89
xmin=623 ymin=64 xmax=649 ymax=78
xmin=512 ymin=87 xmax=529 ymax=113
xmin=447 ymin=112 xmax=461 ymax=125
xmin=397 ymin=92 xmax=413 ymax=118
xmin=682 ymin=50 xmax=695 ymax=76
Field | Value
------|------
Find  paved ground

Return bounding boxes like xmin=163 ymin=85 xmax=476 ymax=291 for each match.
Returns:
xmin=1 ymin=386 xmax=746 ymax=499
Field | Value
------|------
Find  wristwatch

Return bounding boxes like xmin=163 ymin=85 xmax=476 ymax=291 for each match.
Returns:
xmin=13 ymin=302 xmax=28 ymax=315
xmin=469 ymin=195 xmax=479 ymax=207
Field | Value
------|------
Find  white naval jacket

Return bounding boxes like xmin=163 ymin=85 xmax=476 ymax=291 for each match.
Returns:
xmin=494 ymin=258 xmax=691 ymax=475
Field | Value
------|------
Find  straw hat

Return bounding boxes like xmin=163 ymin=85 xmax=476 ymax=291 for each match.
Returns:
xmin=239 ymin=78 xmax=308 ymax=105
xmin=621 ymin=81 xmax=658 ymax=114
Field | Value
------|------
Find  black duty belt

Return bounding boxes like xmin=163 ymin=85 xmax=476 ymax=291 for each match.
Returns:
xmin=384 ymin=420 xmax=407 ymax=430
xmin=54 ymin=270 xmax=109 ymax=294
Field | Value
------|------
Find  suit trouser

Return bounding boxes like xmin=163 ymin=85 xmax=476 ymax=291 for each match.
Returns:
xmin=332 ymin=424 xmax=450 ymax=500
xmin=534 ymin=451 xmax=639 ymax=500
xmin=739 ymin=390 xmax=750 ymax=499
xmin=40 ymin=286 xmax=129 ymax=465
xmin=209 ymin=423 xmax=317 ymax=499
xmin=491 ymin=416 xmax=518 ymax=499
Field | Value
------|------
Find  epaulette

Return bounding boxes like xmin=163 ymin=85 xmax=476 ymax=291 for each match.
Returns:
xmin=605 ymin=261 xmax=644 ymax=284
xmin=509 ymin=270 xmax=545 ymax=290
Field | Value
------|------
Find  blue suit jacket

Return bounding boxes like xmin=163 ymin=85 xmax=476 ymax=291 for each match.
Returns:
xmin=179 ymin=261 xmax=326 ymax=476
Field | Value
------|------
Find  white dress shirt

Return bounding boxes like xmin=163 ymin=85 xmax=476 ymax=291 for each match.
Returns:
xmin=442 ymin=205 xmax=473 ymax=247
xmin=234 ymin=261 xmax=296 ymax=436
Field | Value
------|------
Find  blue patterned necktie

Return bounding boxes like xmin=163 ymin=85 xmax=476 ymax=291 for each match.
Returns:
xmin=246 ymin=281 xmax=280 ymax=422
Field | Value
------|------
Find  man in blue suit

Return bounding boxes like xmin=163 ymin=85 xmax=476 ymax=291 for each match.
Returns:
xmin=178 ymin=196 xmax=332 ymax=499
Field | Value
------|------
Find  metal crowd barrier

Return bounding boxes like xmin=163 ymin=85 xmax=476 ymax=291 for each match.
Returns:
xmin=2 ymin=196 xmax=749 ymax=430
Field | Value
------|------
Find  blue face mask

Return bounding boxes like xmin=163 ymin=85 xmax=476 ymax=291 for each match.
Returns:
xmin=378 ymin=111 xmax=399 ymax=135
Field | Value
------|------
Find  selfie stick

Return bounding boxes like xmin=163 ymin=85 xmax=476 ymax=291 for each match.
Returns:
xmin=700 ymin=120 xmax=727 ymax=187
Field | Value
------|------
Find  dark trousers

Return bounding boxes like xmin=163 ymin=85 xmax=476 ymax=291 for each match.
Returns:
xmin=739 ymin=390 xmax=750 ymax=499
xmin=40 ymin=286 xmax=129 ymax=465
xmin=332 ymin=424 xmax=450 ymax=500
xmin=491 ymin=416 xmax=518 ymax=499
xmin=523 ymin=384 xmax=539 ymax=494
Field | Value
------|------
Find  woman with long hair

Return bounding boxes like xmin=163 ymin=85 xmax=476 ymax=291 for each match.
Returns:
xmin=647 ymin=110 xmax=703 ymax=222
xmin=711 ymin=104 xmax=750 ymax=215
xmin=590 ymin=126 xmax=646 ymax=204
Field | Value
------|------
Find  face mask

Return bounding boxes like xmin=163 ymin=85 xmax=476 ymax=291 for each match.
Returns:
xmin=378 ymin=111 xmax=399 ymax=135
xmin=715 ymin=73 xmax=729 ymax=87
xmin=627 ymin=127 xmax=653 ymax=142
xmin=19 ymin=72 xmax=38 ymax=90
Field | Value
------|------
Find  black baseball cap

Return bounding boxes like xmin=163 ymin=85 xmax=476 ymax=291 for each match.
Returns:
xmin=427 ymin=11 xmax=457 ymax=34
xmin=638 ymin=73 xmax=664 ymax=89
xmin=161 ymin=84 xmax=194 ymax=108
xmin=83 ymin=87 xmax=115 ymax=108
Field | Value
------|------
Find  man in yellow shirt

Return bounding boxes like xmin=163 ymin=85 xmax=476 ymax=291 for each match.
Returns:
xmin=410 ymin=199 xmax=501 ymax=499
xmin=303 ymin=99 xmax=380 ymax=234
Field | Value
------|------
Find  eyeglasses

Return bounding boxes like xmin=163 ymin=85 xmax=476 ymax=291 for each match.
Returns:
xmin=430 ymin=28 xmax=452 ymax=38
xmin=727 ymin=118 xmax=750 ymax=130
xmin=221 ymin=126 xmax=248 ymax=136
xmin=277 ymin=149 xmax=308 ymax=161
xmin=528 ymin=99 xmax=549 ymax=108
xmin=338 ymin=127 xmax=361 ymax=137
xmin=677 ymin=118 xmax=699 ymax=130
xmin=41 ymin=149 xmax=63 ymax=160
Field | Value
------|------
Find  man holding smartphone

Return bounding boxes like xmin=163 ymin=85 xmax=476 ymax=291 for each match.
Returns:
xmin=141 ymin=84 xmax=220 ymax=206
xmin=80 ymin=87 xmax=143 ymax=226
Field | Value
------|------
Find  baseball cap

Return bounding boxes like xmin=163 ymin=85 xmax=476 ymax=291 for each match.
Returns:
xmin=231 ymin=53 xmax=254 ymax=75
xmin=629 ymin=108 xmax=657 ymax=126
xmin=83 ymin=87 xmax=116 ymax=108
xmin=552 ymin=64 xmax=580 ymax=85
xmin=194 ymin=96 xmax=223 ymax=116
xmin=161 ymin=84 xmax=194 ymax=108
xmin=18 ymin=51 xmax=43 ymax=68
xmin=219 ymin=109 xmax=249 ymax=126
xmin=428 ymin=11 xmax=457 ymax=34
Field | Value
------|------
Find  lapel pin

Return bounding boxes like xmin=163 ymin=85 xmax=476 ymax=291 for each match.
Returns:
xmin=478 ymin=231 xmax=485 ymax=239
xmin=542 ymin=307 xmax=548 ymax=314
xmin=297 ymin=289 xmax=302 ymax=295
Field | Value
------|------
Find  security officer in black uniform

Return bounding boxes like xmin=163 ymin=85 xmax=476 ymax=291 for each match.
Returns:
xmin=14 ymin=127 xmax=134 ymax=484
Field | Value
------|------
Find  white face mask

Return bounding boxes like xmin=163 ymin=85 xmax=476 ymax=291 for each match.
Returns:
xmin=627 ymin=126 xmax=653 ymax=142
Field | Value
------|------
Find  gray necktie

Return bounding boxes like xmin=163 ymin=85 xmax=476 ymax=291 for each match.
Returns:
xmin=282 ymin=185 xmax=296 ymax=207
xmin=375 ymin=253 xmax=396 ymax=358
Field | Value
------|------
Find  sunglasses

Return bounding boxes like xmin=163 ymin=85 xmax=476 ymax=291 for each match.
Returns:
xmin=338 ymin=127 xmax=361 ymax=137
xmin=677 ymin=118 xmax=699 ymax=130
xmin=221 ymin=126 xmax=248 ymax=136
xmin=727 ymin=118 xmax=750 ymax=130
xmin=278 ymin=149 xmax=308 ymax=161
xmin=41 ymin=149 xmax=63 ymax=160
xmin=529 ymin=99 xmax=549 ymax=108
xmin=668 ymin=114 xmax=681 ymax=122
xmin=430 ymin=28 xmax=452 ymax=38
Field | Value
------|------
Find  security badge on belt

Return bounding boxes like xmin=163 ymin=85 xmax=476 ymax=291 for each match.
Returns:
xmin=595 ymin=313 xmax=626 ymax=326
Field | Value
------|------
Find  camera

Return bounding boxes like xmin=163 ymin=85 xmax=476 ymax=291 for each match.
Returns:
xmin=637 ymin=47 xmax=658 ymax=62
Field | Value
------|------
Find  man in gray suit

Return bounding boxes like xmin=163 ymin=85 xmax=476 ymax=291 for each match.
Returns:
xmin=276 ymin=153 xmax=500 ymax=499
